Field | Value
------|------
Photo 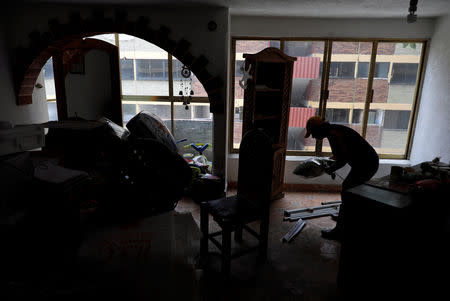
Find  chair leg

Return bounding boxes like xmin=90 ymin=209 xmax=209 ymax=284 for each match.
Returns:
xmin=221 ymin=223 xmax=232 ymax=276
xmin=258 ymin=220 xmax=269 ymax=261
xmin=234 ymin=226 xmax=243 ymax=242
xmin=200 ymin=203 xmax=209 ymax=259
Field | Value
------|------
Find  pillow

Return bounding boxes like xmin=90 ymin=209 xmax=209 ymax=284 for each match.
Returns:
xmin=126 ymin=111 xmax=177 ymax=152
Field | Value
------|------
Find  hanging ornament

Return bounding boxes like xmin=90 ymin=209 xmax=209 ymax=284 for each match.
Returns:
xmin=181 ymin=65 xmax=191 ymax=78
xmin=179 ymin=65 xmax=193 ymax=110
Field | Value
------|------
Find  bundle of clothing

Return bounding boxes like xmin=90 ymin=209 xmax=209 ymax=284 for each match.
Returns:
xmin=293 ymin=157 xmax=335 ymax=178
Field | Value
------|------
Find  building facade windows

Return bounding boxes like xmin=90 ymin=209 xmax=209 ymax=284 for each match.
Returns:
xmin=357 ymin=62 xmax=389 ymax=78
xmin=391 ymin=63 xmax=419 ymax=84
xmin=329 ymin=62 xmax=355 ymax=78
xmin=44 ymin=33 xmax=212 ymax=159
xmin=352 ymin=109 xmax=384 ymax=125
xmin=384 ymin=110 xmax=410 ymax=130
xmin=120 ymin=58 xmax=134 ymax=80
xmin=325 ymin=109 xmax=350 ymax=124
xmin=136 ymin=59 xmax=169 ymax=80
xmin=230 ymin=38 xmax=426 ymax=158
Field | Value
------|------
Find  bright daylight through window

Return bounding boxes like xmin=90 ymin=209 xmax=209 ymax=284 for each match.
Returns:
xmin=44 ymin=33 xmax=212 ymax=160
xmin=231 ymin=38 xmax=425 ymax=158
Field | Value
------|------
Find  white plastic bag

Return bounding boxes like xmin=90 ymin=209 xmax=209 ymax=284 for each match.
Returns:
xmin=293 ymin=157 xmax=335 ymax=178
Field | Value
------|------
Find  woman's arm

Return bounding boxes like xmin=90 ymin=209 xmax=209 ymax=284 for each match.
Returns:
xmin=326 ymin=130 xmax=348 ymax=173
xmin=326 ymin=158 xmax=346 ymax=173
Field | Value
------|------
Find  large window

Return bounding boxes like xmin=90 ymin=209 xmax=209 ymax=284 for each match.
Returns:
xmin=44 ymin=33 xmax=212 ymax=160
xmin=231 ymin=39 xmax=281 ymax=149
xmin=106 ymin=34 xmax=211 ymax=158
xmin=230 ymin=38 xmax=426 ymax=158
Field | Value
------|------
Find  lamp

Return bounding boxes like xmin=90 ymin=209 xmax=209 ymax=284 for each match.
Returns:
xmin=407 ymin=0 xmax=418 ymax=23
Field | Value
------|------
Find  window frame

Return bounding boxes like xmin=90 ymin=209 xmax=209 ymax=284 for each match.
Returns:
xmin=45 ymin=33 xmax=211 ymax=138
xmin=229 ymin=37 xmax=428 ymax=159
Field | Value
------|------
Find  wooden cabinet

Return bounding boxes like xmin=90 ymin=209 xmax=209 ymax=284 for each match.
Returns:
xmin=242 ymin=47 xmax=296 ymax=199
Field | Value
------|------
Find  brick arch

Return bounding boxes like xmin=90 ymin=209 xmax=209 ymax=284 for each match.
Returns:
xmin=14 ymin=10 xmax=224 ymax=113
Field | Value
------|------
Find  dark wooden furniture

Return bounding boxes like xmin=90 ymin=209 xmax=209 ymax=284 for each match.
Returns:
xmin=200 ymin=129 xmax=273 ymax=276
xmin=339 ymin=183 xmax=449 ymax=299
xmin=242 ymin=47 xmax=296 ymax=200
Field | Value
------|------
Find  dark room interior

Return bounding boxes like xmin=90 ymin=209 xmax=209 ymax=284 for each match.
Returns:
xmin=1 ymin=0 xmax=449 ymax=300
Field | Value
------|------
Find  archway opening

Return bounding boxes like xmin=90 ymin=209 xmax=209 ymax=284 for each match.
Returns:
xmin=42 ymin=33 xmax=213 ymax=163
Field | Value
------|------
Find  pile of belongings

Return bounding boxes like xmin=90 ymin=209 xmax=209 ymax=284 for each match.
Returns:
xmin=293 ymin=157 xmax=335 ymax=178
xmin=40 ymin=111 xmax=191 ymax=218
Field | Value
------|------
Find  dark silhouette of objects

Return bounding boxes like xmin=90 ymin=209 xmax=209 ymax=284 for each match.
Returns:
xmin=304 ymin=116 xmax=379 ymax=240
xmin=199 ymin=128 xmax=273 ymax=276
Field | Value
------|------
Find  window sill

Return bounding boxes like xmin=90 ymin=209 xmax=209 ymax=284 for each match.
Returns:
xmin=285 ymin=155 xmax=410 ymax=166
xmin=229 ymin=153 xmax=411 ymax=166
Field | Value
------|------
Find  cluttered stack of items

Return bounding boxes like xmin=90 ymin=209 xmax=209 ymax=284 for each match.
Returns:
xmin=366 ymin=157 xmax=449 ymax=199
xmin=0 ymin=112 xmax=197 ymax=279
xmin=38 ymin=111 xmax=192 ymax=220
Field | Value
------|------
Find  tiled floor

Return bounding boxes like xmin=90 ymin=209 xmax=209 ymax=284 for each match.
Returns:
xmin=175 ymin=190 xmax=342 ymax=300
xmin=3 ymin=190 xmax=342 ymax=301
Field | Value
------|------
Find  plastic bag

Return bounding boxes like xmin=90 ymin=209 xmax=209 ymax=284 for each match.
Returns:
xmin=293 ymin=158 xmax=335 ymax=178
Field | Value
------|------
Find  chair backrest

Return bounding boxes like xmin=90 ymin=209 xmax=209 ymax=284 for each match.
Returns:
xmin=237 ymin=128 xmax=274 ymax=210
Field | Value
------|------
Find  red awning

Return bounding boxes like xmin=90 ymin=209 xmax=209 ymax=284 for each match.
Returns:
xmin=289 ymin=107 xmax=316 ymax=128
xmin=293 ymin=57 xmax=320 ymax=79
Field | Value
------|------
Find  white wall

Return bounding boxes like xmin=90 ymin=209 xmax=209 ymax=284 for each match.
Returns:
xmin=228 ymin=153 xmax=409 ymax=185
xmin=227 ymin=16 xmax=437 ymax=185
xmin=410 ymin=15 xmax=450 ymax=165
xmin=0 ymin=23 xmax=49 ymax=126
xmin=65 ymin=49 xmax=113 ymax=120
xmin=1 ymin=4 xmax=229 ymax=178
xmin=231 ymin=16 xmax=435 ymax=38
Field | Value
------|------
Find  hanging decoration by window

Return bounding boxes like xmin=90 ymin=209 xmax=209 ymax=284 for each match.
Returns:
xmin=179 ymin=65 xmax=194 ymax=110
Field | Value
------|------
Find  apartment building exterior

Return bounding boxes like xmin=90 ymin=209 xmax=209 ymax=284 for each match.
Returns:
xmin=43 ymin=34 xmax=213 ymax=158
xmin=232 ymin=39 xmax=424 ymax=158
xmin=42 ymin=34 xmax=424 ymax=161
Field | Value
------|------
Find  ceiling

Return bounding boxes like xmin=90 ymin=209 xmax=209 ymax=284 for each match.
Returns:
xmin=21 ymin=0 xmax=450 ymax=18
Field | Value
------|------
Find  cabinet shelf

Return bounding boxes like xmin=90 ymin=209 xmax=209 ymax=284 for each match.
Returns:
xmin=254 ymin=114 xmax=279 ymax=121
xmin=254 ymin=84 xmax=281 ymax=92
xmin=242 ymin=47 xmax=296 ymax=201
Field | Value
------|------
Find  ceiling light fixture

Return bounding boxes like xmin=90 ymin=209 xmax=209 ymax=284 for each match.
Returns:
xmin=407 ymin=0 xmax=418 ymax=23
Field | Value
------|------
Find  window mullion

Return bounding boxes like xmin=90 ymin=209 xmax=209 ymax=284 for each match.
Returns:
xmin=114 ymin=33 xmax=124 ymax=101
xmin=228 ymin=38 xmax=237 ymax=154
xmin=316 ymin=39 xmax=332 ymax=155
xmin=405 ymin=41 xmax=427 ymax=158
xmin=361 ymin=41 xmax=378 ymax=138
xmin=168 ymin=53 xmax=175 ymax=135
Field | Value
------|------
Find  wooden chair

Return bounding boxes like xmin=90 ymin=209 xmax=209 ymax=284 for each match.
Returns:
xmin=200 ymin=128 xmax=274 ymax=275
